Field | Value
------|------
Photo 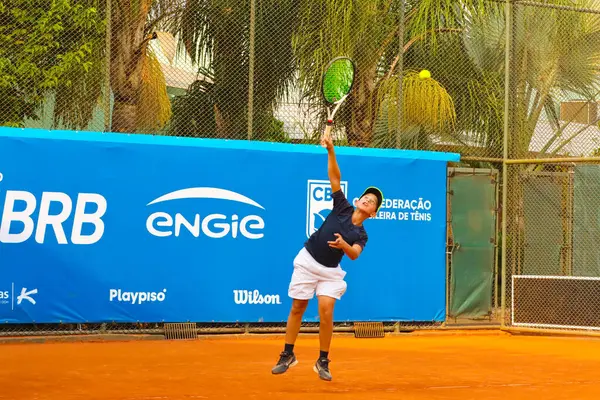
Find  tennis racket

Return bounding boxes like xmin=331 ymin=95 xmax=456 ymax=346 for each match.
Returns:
xmin=321 ymin=56 xmax=356 ymax=144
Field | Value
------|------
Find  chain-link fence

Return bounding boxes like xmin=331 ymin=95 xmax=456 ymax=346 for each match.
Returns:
xmin=0 ymin=0 xmax=513 ymax=154
xmin=0 ymin=321 xmax=444 ymax=338
xmin=499 ymin=0 xmax=600 ymax=335
xmin=4 ymin=0 xmax=600 ymax=338
xmin=8 ymin=0 xmax=600 ymax=156
xmin=503 ymin=161 xmax=600 ymax=332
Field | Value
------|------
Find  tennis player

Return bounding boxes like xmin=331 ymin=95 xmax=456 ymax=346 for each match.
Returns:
xmin=271 ymin=129 xmax=383 ymax=381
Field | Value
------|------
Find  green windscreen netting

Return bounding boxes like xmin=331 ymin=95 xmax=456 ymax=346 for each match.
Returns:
xmin=521 ymin=172 xmax=569 ymax=276
xmin=448 ymin=170 xmax=496 ymax=319
xmin=574 ymin=165 xmax=600 ymax=277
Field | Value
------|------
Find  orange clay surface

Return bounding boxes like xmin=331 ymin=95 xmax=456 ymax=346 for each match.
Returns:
xmin=2 ymin=330 xmax=600 ymax=400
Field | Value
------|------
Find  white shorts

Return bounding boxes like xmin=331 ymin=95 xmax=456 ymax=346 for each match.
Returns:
xmin=288 ymin=247 xmax=347 ymax=300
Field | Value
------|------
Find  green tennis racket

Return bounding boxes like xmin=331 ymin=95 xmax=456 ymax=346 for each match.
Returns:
xmin=321 ymin=56 xmax=356 ymax=126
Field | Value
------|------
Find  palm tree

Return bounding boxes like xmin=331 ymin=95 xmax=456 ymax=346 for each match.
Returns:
xmin=398 ymin=5 xmax=506 ymax=159
xmin=379 ymin=0 xmax=600 ymax=163
xmin=165 ymin=0 xmax=481 ymax=146
xmin=458 ymin=0 xmax=600 ymax=159
xmin=163 ymin=0 xmax=301 ymax=139
xmin=15 ymin=0 xmax=177 ymax=134
xmin=45 ymin=0 xmax=300 ymax=138
xmin=109 ymin=0 xmax=172 ymax=133
xmin=291 ymin=0 xmax=487 ymax=148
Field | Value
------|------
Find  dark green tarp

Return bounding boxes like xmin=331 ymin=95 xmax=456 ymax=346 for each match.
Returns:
xmin=448 ymin=172 xmax=496 ymax=319
xmin=521 ymin=174 xmax=565 ymax=276
xmin=574 ymin=165 xmax=600 ymax=277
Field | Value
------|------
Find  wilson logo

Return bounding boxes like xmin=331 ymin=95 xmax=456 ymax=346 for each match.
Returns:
xmin=233 ymin=290 xmax=281 ymax=305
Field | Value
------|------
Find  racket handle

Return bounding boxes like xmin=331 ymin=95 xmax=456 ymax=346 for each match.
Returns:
xmin=321 ymin=124 xmax=332 ymax=148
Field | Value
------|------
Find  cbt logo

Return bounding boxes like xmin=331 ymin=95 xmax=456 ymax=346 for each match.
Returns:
xmin=306 ymin=180 xmax=348 ymax=238
xmin=0 ymin=189 xmax=107 ymax=244
xmin=146 ymin=187 xmax=266 ymax=239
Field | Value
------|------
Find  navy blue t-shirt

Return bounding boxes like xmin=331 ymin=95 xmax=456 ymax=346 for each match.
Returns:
xmin=304 ymin=189 xmax=368 ymax=268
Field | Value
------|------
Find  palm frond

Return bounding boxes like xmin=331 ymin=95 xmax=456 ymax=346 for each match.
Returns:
xmin=375 ymin=70 xmax=456 ymax=136
xmin=454 ymin=0 xmax=600 ymax=158
xmin=136 ymin=48 xmax=172 ymax=133
xmin=462 ymin=5 xmax=505 ymax=73
xmin=408 ymin=0 xmax=491 ymax=50
xmin=293 ymin=0 xmax=398 ymax=100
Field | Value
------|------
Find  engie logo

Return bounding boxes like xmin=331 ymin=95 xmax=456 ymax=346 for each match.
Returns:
xmin=146 ymin=187 xmax=265 ymax=239
xmin=0 ymin=189 xmax=107 ymax=244
xmin=306 ymin=180 xmax=348 ymax=238
xmin=109 ymin=289 xmax=167 ymax=305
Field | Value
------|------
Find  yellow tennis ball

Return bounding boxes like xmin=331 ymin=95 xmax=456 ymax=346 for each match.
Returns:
xmin=419 ymin=69 xmax=431 ymax=79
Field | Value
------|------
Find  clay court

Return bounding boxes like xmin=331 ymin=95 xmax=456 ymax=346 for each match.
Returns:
xmin=2 ymin=330 xmax=600 ymax=400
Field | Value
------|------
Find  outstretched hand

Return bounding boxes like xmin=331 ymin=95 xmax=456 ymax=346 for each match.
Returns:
xmin=321 ymin=132 xmax=334 ymax=150
xmin=327 ymin=233 xmax=347 ymax=249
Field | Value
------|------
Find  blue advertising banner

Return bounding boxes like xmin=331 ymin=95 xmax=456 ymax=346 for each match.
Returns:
xmin=0 ymin=127 xmax=459 ymax=324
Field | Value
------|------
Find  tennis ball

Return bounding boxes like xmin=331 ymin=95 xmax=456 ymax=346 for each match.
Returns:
xmin=419 ymin=69 xmax=431 ymax=80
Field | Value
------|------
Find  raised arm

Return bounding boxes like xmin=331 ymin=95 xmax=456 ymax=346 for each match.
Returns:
xmin=321 ymin=124 xmax=341 ymax=193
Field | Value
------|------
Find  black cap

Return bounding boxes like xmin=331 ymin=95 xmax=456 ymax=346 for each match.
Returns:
xmin=360 ymin=186 xmax=383 ymax=212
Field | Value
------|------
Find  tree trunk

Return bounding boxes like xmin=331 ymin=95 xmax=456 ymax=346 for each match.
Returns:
xmin=346 ymin=64 xmax=378 ymax=147
xmin=211 ymin=4 xmax=248 ymax=139
xmin=111 ymin=102 xmax=138 ymax=133
xmin=109 ymin=0 xmax=151 ymax=133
